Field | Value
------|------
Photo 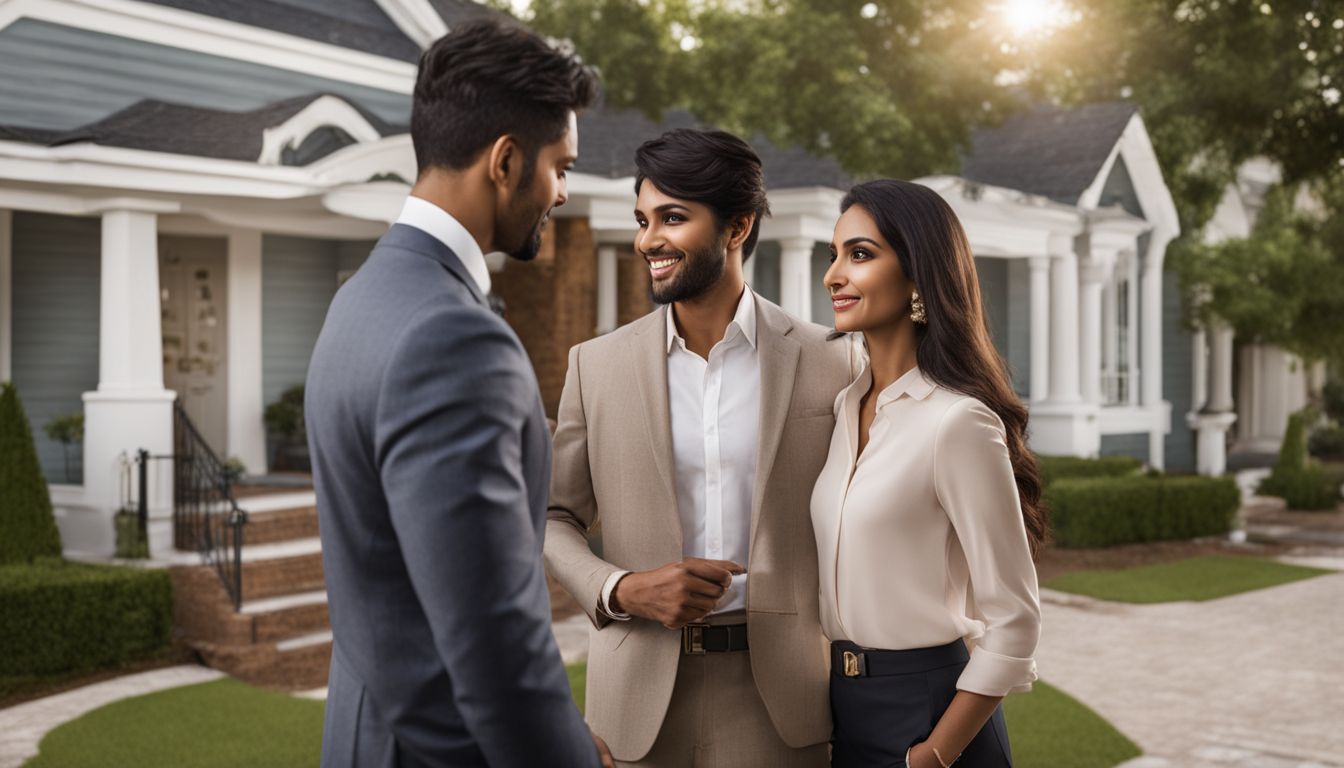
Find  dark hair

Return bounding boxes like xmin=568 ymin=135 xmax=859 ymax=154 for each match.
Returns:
xmin=841 ymin=180 xmax=1048 ymax=557
xmin=634 ymin=129 xmax=771 ymax=260
xmin=412 ymin=21 xmax=598 ymax=176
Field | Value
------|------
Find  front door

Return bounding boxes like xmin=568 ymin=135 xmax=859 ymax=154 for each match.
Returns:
xmin=160 ymin=236 xmax=228 ymax=454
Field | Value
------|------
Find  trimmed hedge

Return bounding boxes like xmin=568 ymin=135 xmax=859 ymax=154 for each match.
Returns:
xmin=1258 ymin=409 xmax=1341 ymax=510
xmin=1046 ymin=475 xmax=1240 ymax=548
xmin=0 ymin=559 xmax=172 ymax=677
xmin=1037 ymin=455 xmax=1143 ymax=487
xmin=0 ymin=383 xmax=63 ymax=564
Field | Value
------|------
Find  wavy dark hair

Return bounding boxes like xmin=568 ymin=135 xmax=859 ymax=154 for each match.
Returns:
xmin=841 ymin=179 xmax=1048 ymax=556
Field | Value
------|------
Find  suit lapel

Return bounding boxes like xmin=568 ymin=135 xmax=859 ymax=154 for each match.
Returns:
xmin=381 ymin=224 xmax=490 ymax=309
xmin=751 ymin=299 xmax=801 ymax=540
xmin=632 ymin=307 xmax=682 ymax=549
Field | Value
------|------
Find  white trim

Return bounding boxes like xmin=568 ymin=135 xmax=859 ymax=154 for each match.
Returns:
xmin=226 ymin=229 xmax=267 ymax=474
xmin=0 ymin=0 xmax=416 ymax=94
xmin=239 ymin=590 xmax=327 ymax=615
xmin=259 ymin=96 xmax=384 ymax=166
xmin=236 ymin=491 xmax=317 ymax=514
xmin=372 ymin=0 xmax=446 ymax=48
xmin=277 ymin=630 xmax=332 ymax=652
xmin=0 ymin=208 xmax=10 ymax=382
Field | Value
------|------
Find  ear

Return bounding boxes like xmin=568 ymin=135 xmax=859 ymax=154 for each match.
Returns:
xmin=725 ymin=213 xmax=755 ymax=252
xmin=486 ymin=134 xmax=520 ymax=190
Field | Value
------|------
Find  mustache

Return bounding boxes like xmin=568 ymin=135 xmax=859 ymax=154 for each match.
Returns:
xmin=641 ymin=247 xmax=685 ymax=260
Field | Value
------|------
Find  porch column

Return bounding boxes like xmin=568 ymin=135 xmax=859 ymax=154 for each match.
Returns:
xmin=779 ymin=238 xmax=813 ymax=322
xmin=1207 ymin=325 xmax=1235 ymax=413
xmin=1102 ymin=271 xmax=1118 ymax=403
xmin=1188 ymin=323 xmax=1237 ymax=475
xmin=0 ymin=209 xmax=11 ymax=382
xmin=1079 ymin=259 xmax=1106 ymax=405
xmin=82 ymin=201 xmax=179 ymax=557
xmin=1127 ymin=252 xmax=1141 ymax=406
xmin=1048 ymin=246 xmax=1081 ymax=403
xmin=596 ymin=244 xmax=618 ymax=334
xmin=227 ymin=229 xmax=267 ymax=474
xmin=1028 ymin=256 xmax=1050 ymax=403
xmin=1190 ymin=327 xmax=1208 ymax=413
xmin=1141 ymin=241 xmax=1167 ymax=469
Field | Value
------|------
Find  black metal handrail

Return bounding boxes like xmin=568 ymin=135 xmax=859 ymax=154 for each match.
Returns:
xmin=172 ymin=403 xmax=248 ymax=610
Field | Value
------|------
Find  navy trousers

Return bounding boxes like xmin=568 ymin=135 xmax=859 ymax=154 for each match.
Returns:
xmin=830 ymin=639 xmax=1013 ymax=768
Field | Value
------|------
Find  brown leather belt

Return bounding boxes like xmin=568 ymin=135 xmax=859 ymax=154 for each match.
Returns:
xmin=681 ymin=623 xmax=749 ymax=654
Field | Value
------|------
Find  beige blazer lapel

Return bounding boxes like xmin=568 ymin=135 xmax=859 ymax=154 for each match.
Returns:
xmin=751 ymin=298 xmax=801 ymax=540
xmin=632 ymin=306 xmax=682 ymax=550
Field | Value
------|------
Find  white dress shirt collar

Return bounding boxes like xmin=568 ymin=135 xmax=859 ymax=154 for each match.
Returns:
xmin=877 ymin=365 xmax=936 ymax=406
xmin=395 ymin=196 xmax=492 ymax=295
xmin=665 ymin=286 xmax=758 ymax=354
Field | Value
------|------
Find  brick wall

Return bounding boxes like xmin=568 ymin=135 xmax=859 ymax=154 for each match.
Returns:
xmin=617 ymin=246 xmax=653 ymax=326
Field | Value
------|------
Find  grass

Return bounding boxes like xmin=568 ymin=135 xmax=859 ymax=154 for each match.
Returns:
xmin=1044 ymin=555 xmax=1333 ymax=604
xmin=1004 ymin=681 xmax=1140 ymax=768
xmin=27 ymin=665 xmax=1139 ymax=768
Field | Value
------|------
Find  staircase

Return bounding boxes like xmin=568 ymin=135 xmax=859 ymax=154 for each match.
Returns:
xmin=170 ymin=490 xmax=332 ymax=691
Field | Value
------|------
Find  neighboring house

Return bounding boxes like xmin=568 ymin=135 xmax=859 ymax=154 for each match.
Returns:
xmin=0 ymin=0 xmax=1273 ymax=561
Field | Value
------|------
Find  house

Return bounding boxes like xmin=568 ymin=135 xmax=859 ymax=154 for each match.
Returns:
xmin=0 ymin=0 xmax=1283 ymax=568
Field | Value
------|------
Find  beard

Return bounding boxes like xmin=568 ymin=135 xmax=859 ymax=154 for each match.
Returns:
xmin=647 ymin=234 xmax=727 ymax=305
xmin=507 ymin=213 xmax=547 ymax=262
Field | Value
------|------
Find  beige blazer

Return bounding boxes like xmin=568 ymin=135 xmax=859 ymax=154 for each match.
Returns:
xmin=545 ymin=295 xmax=852 ymax=761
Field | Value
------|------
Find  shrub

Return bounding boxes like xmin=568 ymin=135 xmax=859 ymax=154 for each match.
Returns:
xmin=0 ymin=383 xmax=63 ymax=565
xmin=1308 ymin=426 xmax=1344 ymax=461
xmin=1323 ymin=379 xmax=1344 ymax=424
xmin=1046 ymin=475 xmax=1240 ymax=548
xmin=1258 ymin=465 xmax=1340 ymax=511
xmin=1273 ymin=410 xmax=1309 ymax=474
xmin=1037 ymin=455 xmax=1144 ymax=487
xmin=0 ymin=559 xmax=172 ymax=677
xmin=264 ymin=385 xmax=305 ymax=442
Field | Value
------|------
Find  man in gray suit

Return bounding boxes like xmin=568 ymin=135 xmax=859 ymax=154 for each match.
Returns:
xmin=306 ymin=20 xmax=611 ymax=768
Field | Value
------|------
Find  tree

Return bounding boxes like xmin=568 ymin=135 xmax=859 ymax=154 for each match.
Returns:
xmin=0 ymin=382 xmax=63 ymax=564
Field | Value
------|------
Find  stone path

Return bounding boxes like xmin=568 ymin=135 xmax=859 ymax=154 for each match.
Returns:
xmin=1037 ymin=569 xmax=1344 ymax=768
xmin=0 ymin=665 xmax=224 ymax=768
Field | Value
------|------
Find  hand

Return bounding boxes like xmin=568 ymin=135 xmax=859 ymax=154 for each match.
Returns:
xmin=907 ymin=741 xmax=944 ymax=768
xmin=610 ymin=557 xmax=745 ymax=629
xmin=591 ymin=729 xmax=614 ymax=768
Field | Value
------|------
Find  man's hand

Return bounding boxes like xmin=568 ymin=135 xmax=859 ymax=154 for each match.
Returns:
xmin=610 ymin=557 xmax=745 ymax=629
xmin=591 ymin=729 xmax=614 ymax=768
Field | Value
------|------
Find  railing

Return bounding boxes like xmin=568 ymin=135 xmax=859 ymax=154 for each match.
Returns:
xmin=172 ymin=404 xmax=248 ymax=610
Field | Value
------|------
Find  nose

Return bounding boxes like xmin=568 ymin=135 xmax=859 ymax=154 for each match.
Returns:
xmin=636 ymin=223 xmax=662 ymax=256
xmin=823 ymin=257 xmax=846 ymax=293
xmin=554 ymin=177 xmax=569 ymax=208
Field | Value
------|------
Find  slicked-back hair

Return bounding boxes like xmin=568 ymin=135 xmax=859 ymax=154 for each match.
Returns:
xmin=412 ymin=20 xmax=598 ymax=176
xmin=634 ymin=129 xmax=771 ymax=260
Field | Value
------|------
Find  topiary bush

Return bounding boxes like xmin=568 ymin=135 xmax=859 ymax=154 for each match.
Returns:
xmin=0 ymin=383 xmax=63 ymax=565
xmin=1259 ymin=408 xmax=1341 ymax=510
xmin=1323 ymin=379 xmax=1344 ymax=424
xmin=1046 ymin=475 xmax=1240 ymax=548
xmin=0 ymin=558 xmax=172 ymax=677
xmin=1037 ymin=455 xmax=1144 ymax=487
xmin=1307 ymin=426 xmax=1344 ymax=461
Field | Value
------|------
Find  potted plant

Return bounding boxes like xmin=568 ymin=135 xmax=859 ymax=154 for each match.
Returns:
xmin=43 ymin=412 xmax=83 ymax=484
xmin=264 ymin=385 xmax=309 ymax=472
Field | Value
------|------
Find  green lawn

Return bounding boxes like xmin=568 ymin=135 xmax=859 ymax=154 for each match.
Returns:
xmin=28 ymin=666 xmax=1138 ymax=767
xmin=1044 ymin=555 xmax=1333 ymax=604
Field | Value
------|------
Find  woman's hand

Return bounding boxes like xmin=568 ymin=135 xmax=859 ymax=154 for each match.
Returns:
xmin=907 ymin=741 xmax=945 ymax=768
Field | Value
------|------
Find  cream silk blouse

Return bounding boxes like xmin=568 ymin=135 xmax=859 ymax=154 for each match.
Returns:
xmin=810 ymin=365 xmax=1041 ymax=696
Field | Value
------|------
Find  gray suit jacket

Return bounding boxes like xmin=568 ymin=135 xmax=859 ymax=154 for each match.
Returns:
xmin=306 ymin=224 xmax=597 ymax=768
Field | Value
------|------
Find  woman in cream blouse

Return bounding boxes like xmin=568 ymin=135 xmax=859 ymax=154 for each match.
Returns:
xmin=812 ymin=179 xmax=1047 ymax=768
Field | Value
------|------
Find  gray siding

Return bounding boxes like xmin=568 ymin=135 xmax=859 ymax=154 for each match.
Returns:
xmin=1101 ymin=433 xmax=1149 ymax=463
xmin=750 ymin=242 xmax=781 ymax=307
xmin=262 ymin=236 xmax=338 ymax=408
xmin=810 ymin=242 xmax=834 ymax=324
xmin=1006 ymin=259 xmax=1031 ymax=397
xmin=10 ymin=212 xmax=101 ymax=484
xmin=0 ymin=19 xmax=411 ymax=131
xmin=1162 ymin=266 xmax=1196 ymax=472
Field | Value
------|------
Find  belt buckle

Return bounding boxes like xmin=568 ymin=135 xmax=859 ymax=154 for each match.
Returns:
xmin=683 ymin=623 xmax=709 ymax=655
xmin=842 ymin=650 xmax=864 ymax=677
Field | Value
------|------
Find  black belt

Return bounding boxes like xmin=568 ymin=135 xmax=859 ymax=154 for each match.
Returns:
xmin=682 ymin=623 xmax=748 ymax=654
xmin=830 ymin=639 xmax=968 ymax=678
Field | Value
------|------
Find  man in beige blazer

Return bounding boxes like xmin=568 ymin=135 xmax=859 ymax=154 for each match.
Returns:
xmin=545 ymin=128 xmax=852 ymax=766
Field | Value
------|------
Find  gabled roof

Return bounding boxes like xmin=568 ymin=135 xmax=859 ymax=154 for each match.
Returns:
xmin=961 ymin=101 xmax=1138 ymax=205
xmin=42 ymin=95 xmax=403 ymax=164
xmin=577 ymin=108 xmax=854 ymax=191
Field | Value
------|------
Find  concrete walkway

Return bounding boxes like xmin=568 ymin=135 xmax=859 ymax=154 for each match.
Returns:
xmin=1037 ymin=570 xmax=1344 ymax=768
xmin=0 ymin=665 xmax=224 ymax=768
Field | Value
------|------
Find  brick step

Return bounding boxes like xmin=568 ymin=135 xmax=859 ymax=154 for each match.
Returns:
xmin=241 ymin=591 xmax=330 ymax=642
xmin=195 ymin=635 xmax=332 ymax=691
xmin=228 ymin=505 xmax=319 ymax=546
xmin=240 ymin=547 xmax=325 ymax=601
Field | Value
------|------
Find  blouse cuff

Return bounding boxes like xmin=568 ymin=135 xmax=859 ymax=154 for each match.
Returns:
xmin=956 ymin=646 xmax=1037 ymax=696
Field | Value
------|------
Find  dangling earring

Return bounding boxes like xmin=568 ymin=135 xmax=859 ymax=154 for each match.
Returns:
xmin=910 ymin=289 xmax=928 ymax=324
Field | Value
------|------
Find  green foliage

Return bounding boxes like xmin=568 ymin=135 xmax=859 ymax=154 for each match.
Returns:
xmin=1258 ymin=409 xmax=1341 ymax=510
xmin=0 ymin=559 xmax=171 ymax=678
xmin=263 ymin=385 xmax=306 ymax=441
xmin=0 ymin=383 xmax=63 ymax=565
xmin=1324 ymin=380 xmax=1344 ymax=424
xmin=1037 ymin=455 xmax=1144 ymax=487
xmin=1308 ymin=426 xmax=1344 ymax=461
xmin=113 ymin=510 xmax=149 ymax=560
xmin=1046 ymin=475 xmax=1239 ymax=548
xmin=1044 ymin=555 xmax=1332 ymax=604
xmin=1274 ymin=409 xmax=1310 ymax=474
xmin=42 ymin=412 xmax=83 ymax=444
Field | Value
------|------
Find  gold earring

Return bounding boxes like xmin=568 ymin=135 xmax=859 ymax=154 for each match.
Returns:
xmin=910 ymin=290 xmax=927 ymax=324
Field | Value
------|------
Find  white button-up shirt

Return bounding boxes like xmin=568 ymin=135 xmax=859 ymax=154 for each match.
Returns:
xmin=601 ymin=289 xmax=761 ymax=618
xmin=395 ymin=196 xmax=492 ymax=295
xmin=810 ymin=365 xmax=1041 ymax=696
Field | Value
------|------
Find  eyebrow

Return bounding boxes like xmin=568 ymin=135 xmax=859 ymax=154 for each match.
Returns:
xmin=829 ymin=236 xmax=882 ymax=252
xmin=634 ymin=203 xmax=693 ymax=217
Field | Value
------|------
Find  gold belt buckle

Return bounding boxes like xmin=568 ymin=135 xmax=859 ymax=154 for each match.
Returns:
xmin=842 ymin=650 xmax=863 ymax=677
xmin=683 ymin=623 xmax=708 ymax=655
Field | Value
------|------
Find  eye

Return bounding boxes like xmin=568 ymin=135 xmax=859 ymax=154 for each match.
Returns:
xmin=827 ymin=251 xmax=838 ymax=264
xmin=664 ymin=214 xmax=684 ymax=224
xmin=851 ymin=248 xmax=873 ymax=262
xmin=635 ymin=217 xmax=647 ymax=228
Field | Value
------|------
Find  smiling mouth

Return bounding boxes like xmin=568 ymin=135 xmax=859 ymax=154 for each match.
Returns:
xmin=647 ymin=255 xmax=682 ymax=279
xmin=832 ymin=296 xmax=860 ymax=311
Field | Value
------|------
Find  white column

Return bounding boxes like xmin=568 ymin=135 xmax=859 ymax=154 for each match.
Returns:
xmin=1141 ymin=238 xmax=1168 ymax=469
xmin=81 ymin=203 xmax=178 ymax=558
xmin=1191 ymin=327 xmax=1208 ymax=413
xmin=1049 ymin=249 xmax=1081 ymax=403
xmin=1028 ymin=256 xmax=1051 ymax=403
xmin=1207 ymin=324 xmax=1235 ymax=413
xmin=1102 ymin=272 xmax=1118 ymax=403
xmin=227 ymin=229 xmax=267 ymax=474
xmin=596 ymin=244 xmax=618 ymax=334
xmin=779 ymin=238 xmax=813 ymax=322
xmin=0 ymin=209 xmax=11 ymax=383
xmin=1126 ymin=253 xmax=1140 ymax=406
xmin=1079 ymin=260 xmax=1105 ymax=405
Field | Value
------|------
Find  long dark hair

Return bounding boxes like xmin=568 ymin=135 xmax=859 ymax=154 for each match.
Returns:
xmin=841 ymin=179 xmax=1048 ymax=556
